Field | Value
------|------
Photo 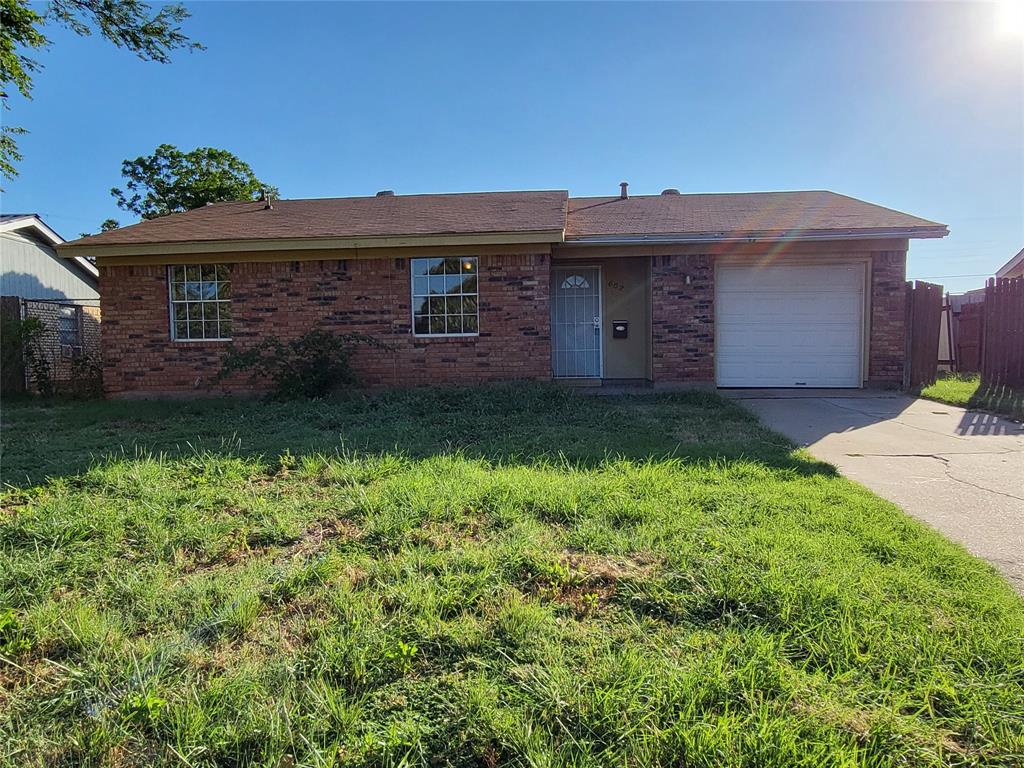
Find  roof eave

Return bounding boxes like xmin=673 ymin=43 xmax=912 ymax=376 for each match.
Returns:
xmin=0 ymin=214 xmax=99 ymax=278
xmin=0 ymin=214 xmax=66 ymax=246
xmin=563 ymin=226 xmax=949 ymax=245
xmin=56 ymin=229 xmax=568 ymax=258
xmin=995 ymin=247 xmax=1024 ymax=278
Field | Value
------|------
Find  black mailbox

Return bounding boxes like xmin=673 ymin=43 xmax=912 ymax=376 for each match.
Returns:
xmin=612 ymin=320 xmax=628 ymax=339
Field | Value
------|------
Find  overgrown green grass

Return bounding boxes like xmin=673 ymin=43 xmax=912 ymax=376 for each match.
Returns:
xmin=1 ymin=385 xmax=1022 ymax=767
xmin=920 ymin=374 xmax=1024 ymax=421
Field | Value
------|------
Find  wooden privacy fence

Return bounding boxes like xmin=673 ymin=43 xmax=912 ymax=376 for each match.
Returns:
xmin=905 ymin=280 xmax=944 ymax=389
xmin=956 ymin=302 xmax=984 ymax=373
xmin=981 ymin=277 xmax=1024 ymax=387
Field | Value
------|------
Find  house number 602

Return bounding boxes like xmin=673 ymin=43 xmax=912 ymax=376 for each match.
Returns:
xmin=607 ymin=280 xmax=625 ymax=292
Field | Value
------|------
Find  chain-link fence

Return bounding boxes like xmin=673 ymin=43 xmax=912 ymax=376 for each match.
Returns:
xmin=1 ymin=296 xmax=102 ymax=396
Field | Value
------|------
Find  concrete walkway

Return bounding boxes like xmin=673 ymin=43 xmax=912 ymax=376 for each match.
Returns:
xmin=729 ymin=391 xmax=1024 ymax=593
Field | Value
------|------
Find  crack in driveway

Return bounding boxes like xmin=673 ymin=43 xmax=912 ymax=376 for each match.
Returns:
xmin=846 ymin=450 xmax=1020 ymax=458
xmin=844 ymin=451 xmax=1024 ymax=502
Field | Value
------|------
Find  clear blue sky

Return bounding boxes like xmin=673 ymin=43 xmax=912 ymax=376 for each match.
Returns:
xmin=5 ymin=1 xmax=1022 ymax=293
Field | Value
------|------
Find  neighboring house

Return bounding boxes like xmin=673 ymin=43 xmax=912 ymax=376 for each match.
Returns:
xmin=1 ymin=214 xmax=98 ymax=300
xmin=995 ymin=246 xmax=1024 ymax=279
xmin=1 ymin=214 xmax=101 ymax=391
xmin=57 ymin=187 xmax=947 ymax=396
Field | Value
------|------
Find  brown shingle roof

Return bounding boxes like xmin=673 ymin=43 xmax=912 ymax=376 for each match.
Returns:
xmin=566 ymin=190 xmax=946 ymax=240
xmin=60 ymin=188 xmax=947 ymax=253
xmin=68 ymin=190 xmax=570 ymax=247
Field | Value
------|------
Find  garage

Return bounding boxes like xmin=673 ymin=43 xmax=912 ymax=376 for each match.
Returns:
xmin=715 ymin=262 xmax=866 ymax=388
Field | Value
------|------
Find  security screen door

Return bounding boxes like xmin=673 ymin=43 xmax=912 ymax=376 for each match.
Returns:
xmin=552 ymin=266 xmax=602 ymax=378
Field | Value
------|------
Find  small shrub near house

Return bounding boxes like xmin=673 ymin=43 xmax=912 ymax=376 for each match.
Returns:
xmin=1 ymin=316 xmax=54 ymax=397
xmin=217 ymin=329 xmax=382 ymax=399
xmin=67 ymin=354 xmax=104 ymax=399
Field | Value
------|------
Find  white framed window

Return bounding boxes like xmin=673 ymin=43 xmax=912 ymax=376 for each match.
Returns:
xmin=168 ymin=264 xmax=232 ymax=341
xmin=57 ymin=305 xmax=82 ymax=348
xmin=410 ymin=257 xmax=479 ymax=336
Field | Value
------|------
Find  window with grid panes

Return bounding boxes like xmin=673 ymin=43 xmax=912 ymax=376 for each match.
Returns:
xmin=410 ymin=257 xmax=479 ymax=336
xmin=168 ymin=265 xmax=232 ymax=341
xmin=57 ymin=305 xmax=82 ymax=347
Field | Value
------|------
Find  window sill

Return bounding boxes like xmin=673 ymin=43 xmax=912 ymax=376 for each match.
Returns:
xmin=171 ymin=338 xmax=233 ymax=343
xmin=412 ymin=333 xmax=480 ymax=339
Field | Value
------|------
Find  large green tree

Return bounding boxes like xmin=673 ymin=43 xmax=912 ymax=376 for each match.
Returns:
xmin=0 ymin=0 xmax=202 ymax=179
xmin=111 ymin=144 xmax=278 ymax=219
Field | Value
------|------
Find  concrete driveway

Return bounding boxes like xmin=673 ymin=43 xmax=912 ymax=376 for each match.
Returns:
xmin=729 ymin=391 xmax=1024 ymax=593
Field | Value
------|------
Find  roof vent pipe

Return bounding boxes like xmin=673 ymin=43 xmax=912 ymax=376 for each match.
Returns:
xmin=262 ymin=187 xmax=273 ymax=210
xmin=661 ymin=188 xmax=681 ymax=195
xmin=376 ymin=190 xmax=395 ymax=197
xmin=619 ymin=181 xmax=629 ymax=200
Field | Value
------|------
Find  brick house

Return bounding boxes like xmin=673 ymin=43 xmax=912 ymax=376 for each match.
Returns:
xmin=57 ymin=187 xmax=946 ymax=396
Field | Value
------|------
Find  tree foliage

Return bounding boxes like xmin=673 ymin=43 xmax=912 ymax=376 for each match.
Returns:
xmin=44 ymin=0 xmax=203 ymax=64
xmin=80 ymin=218 xmax=119 ymax=238
xmin=111 ymin=144 xmax=278 ymax=219
xmin=0 ymin=0 xmax=202 ymax=179
xmin=0 ymin=0 xmax=46 ymax=179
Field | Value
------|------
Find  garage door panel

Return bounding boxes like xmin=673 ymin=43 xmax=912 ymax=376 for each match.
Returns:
xmin=719 ymin=293 xmax=861 ymax=321
xmin=715 ymin=263 xmax=865 ymax=388
xmin=718 ymin=264 xmax=865 ymax=292
xmin=717 ymin=336 xmax=860 ymax=357
xmin=716 ymin=322 xmax=861 ymax=345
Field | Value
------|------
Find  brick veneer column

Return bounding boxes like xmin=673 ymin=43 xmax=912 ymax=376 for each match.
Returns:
xmin=651 ymin=254 xmax=714 ymax=384
xmin=868 ymin=250 xmax=908 ymax=384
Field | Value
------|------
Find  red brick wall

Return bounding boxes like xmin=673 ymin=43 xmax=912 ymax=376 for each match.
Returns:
xmin=100 ymin=246 xmax=908 ymax=394
xmin=868 ymin=250 xmax=907 ymax=384
xmin=651 ymin=253 xmax=715 ymax=383
xmin=100 ymin=253 xmax=551 ymax=395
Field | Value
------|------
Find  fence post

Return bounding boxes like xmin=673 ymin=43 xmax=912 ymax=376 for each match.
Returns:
xmin=903 ymin=281 xmax=913 ymax=390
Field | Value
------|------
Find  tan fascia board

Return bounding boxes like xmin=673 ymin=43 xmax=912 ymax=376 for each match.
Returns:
xmin=554 ymin=238 xmax=911 ymax=260
xmin=93 ymin=242 xmax=554 ymax=267
xmin=57 ymin=229 xmax=565 ymax=259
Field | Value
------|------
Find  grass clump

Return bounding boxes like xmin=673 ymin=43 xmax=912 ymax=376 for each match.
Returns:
xmin=1 ymin=383 xmax=1022 ymax=766
xmin=920 ymin=373 xmax=1024 ymax=421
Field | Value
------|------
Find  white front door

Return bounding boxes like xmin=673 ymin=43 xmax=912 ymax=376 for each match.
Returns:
xmin=715 ymin=262 xmax=866 ymax=387
xmin=552 ymin=266 xmax=602 ymax=378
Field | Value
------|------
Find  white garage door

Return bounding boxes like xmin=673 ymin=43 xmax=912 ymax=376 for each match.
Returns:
xmin=716 ymin=262 xmax=865 ymax=388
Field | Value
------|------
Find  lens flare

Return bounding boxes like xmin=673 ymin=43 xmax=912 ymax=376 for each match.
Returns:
xmin=996 ymin=0 xmax=1024 ymax=37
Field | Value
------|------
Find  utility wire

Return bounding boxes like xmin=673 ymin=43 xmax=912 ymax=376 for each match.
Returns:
xmin=912 ymin=273 xmax=993 ymax=279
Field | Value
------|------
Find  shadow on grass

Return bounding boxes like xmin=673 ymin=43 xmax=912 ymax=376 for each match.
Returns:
xmin=0 ymin=383 xmax=838 ymax=489
xmin=970 ymin=381 xmax=1024 ymax=422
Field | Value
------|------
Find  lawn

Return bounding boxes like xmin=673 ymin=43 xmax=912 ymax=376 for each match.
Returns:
xmin=919 ymin=374 xmax=1024 ymax=422
xmin=1 ymin=385 xmax=1022 ymax=767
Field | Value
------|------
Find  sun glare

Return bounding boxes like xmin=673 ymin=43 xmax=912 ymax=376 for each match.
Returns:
xmin=995 ymin=0 xmax=1024 ymax=37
